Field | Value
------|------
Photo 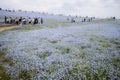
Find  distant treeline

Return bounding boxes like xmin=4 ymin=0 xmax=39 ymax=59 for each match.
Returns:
xmin=0 ymin=8 xmax=92 ymax=18
xmin=0 ymin=8 xmax=116 ymax=19
xmin=0 ymin=8 xmax=49 ymax=15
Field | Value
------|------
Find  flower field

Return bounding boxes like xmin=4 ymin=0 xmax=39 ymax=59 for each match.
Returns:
xmin=0 ymin=19 xmax=120 ymax=80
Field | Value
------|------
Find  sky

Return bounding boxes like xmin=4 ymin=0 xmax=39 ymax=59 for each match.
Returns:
xmin=0 ymin=0 xmax=120 ymax=18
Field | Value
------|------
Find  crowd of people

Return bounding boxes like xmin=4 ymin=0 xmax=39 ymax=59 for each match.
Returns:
xmin=69 ymin=17 xmax=94 ymax=23
xmin=4 ymin=16 xmax=95 ymax=26
xmin=4 ymin=16 xmax=43 ymax=25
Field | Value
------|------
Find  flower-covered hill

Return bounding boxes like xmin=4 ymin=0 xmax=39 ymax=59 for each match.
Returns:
xmin=0 ymin=19 xmax=120 ymax=80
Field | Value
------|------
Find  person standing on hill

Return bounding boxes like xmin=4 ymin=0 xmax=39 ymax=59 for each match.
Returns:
xmin=36 ymin=18 xmax=38 ymax=24
xmin=4 ymin=16 xmax=7 ymax=24
xmin=32 ymin=18 xmax=34 ymax=25
xmin=33 ymin=18 xmax=35 ymax=24
xmin=27 ymin=17 xmax=32 ymax=24
xmin=38 ymin=17 xmax=41 ymax=24
xmin=6 ymin=17 xmax=9 ymax=24
xmin=83 ymin=18 xmax=86 ymax=22
xmin=41 ymin=18 xmax=43 ymax=24
xmin=71 ymin=18 xmax=75 ymax=23
xmin=9 ymin=17 xmax=12 ymax=24
xmin=19 ymin=17 xmax=22 ymax=24
xmin=34 ymin=18 xmax=38 ymax=24
xmin=15 ymin=17 xmax=19 ymax=25
xmin=22 ymin=18 xmax=26 ymax=25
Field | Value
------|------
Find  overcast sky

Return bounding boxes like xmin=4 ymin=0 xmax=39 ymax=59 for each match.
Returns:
xmin=0 ymin=0 xmax=120 ymax=18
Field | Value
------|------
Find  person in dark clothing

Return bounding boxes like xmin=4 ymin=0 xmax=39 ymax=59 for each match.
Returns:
xmin=83 ymin=18 xmax=86 ymax=22
xmin=5 ymin=16 xmax=7 ymax=24
xmin=11 ymin=18 xmax=15 ymax=24
xmin=41 ymin=18 xmax=43 ymax=24
xmin=36 ymin=18 xmax=38 ymax=24
xmin=28 ymin=17 xmax=32 ymax=24
xmin=34 ymin=18 xmax=38 ymax=24
xmin=22 ymin=18 xmax=26 ymax=25
xmin=9 ymin=17 xmax=12 ymax=24
xmin=19 ymin=17 xmax=22 ymax=24
xmin=6 ymin=17 xmax=9 ymax=24
xmin=33 ymin=18 xmax=35 ymax=24
xmin=33 ymin=18 xmax=36 ymax=24
xmin=15 ymin=17 xmax=19 ymax=25
xmin=113 ymin=17 xmax=116 ymax=19
xmin=71 ymin=18 xmax=75 ymax=23
xmin=67 ymin=18 xmax=69 ymax=21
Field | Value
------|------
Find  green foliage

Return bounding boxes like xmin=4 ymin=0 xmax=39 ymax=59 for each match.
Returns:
xmin=46 ymin=67 xmax=56 ymax=75
xmin=0 ymin=65 xmax=10 ymax=80
xmin=38 ymin=52 xmax=51 ymax=59
xmin=62 ymin=48 xmax=70 ymax=54
xmin=89 ymin=38 xmax=94 ymax=42
xmin=80 ymin=46 xmax=86 ymax=50
xmin=113 ymin=58 xmax=120 ymax=63
xmin=102 ymin=43 xmax=111 ymax=48
xmin=110 ymin=39 xmax=120 ymax=45
xmin=76 ymin=53 xmax=86 ymax=59
xmin=0 ymin=50 xmax=14 ymax=80
xmin=56 ymin=46 xmax=70 ymax=54
xmin=2 ymin=48 xmax=7 ymax=52
xmin=116 ymin=45 xmax=120 ymax=49
xmin=2 ymin=58 xmax=14 ymax=66
xmin=19 ymin=70 xmax=31 ymax=80
xmin=0 ymin=52 xmax=4 ymax=58
xmin=0 ymin=44 xmax=2 ymax=47
xmin=49 ymin=40 xmax=58 ymax=44
xmin=33 ymin=48 xmax=38 ymax=50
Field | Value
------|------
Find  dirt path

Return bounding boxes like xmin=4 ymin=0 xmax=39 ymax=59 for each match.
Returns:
xmin=0 ymin=26 xmax=18 ymax=32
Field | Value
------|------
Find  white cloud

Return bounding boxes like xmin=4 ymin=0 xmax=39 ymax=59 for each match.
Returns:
xmin=0 ymin=0 xmax=120 ymax=18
